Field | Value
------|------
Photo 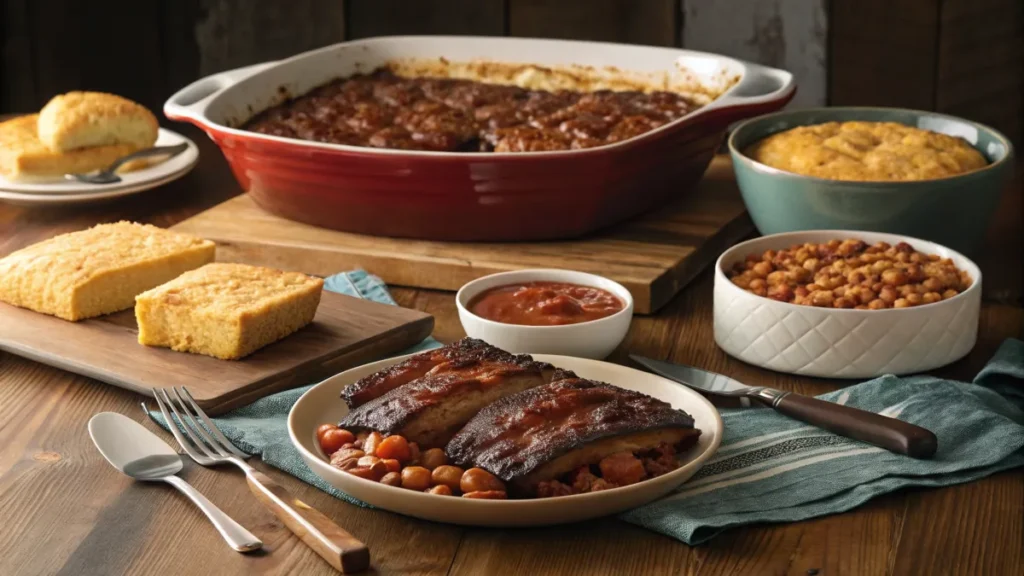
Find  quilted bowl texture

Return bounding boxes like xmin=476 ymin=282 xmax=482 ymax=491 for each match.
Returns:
xmin=714 ymin=230 xmax=981 ymax=378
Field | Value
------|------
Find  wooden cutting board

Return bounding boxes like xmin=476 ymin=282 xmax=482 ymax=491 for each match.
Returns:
xmin=173 ymin=155 xmax=752 ymax=314
xmin=0 ymin=290 xmax=433 ymax=415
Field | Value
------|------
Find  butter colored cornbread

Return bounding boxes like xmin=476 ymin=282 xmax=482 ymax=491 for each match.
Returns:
xmin=0 ymin=222 xmax=215 ymax=321
xmin=135 ymin=263 xmax=324 ymax=360
xmin=0 ymin=115 xmax=139 ymax=180
xmin=746 ymin=121 xmax=988 ymax=181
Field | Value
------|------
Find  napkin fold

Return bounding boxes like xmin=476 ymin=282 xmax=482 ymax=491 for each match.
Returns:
xmin=151 ymin=270 xmax=1024 ymax=545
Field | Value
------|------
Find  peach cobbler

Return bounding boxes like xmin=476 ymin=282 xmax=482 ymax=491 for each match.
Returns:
xmin=746 ymin=121 xmax=987 ymax=181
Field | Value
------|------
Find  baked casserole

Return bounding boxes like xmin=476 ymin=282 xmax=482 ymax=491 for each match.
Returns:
xmin=746 ymin=121 xmax=987 ymax=181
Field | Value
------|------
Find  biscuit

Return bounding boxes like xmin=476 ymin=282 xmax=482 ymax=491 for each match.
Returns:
xmin=38 ymin=91 xmax=158 ymax=152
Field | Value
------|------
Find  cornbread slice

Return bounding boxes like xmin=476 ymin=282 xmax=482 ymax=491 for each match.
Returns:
xmin=0 ymin=222 xmax=215 ymax=321
xmin=0 ymin=115 xmax=140 ymax=180
xmin=135 ymin=263 xmax=324 ymax=360
xmin=38 ymin=91 xmax=159 ymax=152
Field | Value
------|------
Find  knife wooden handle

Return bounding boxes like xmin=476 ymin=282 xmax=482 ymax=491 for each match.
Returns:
xmin=246 ymin=469 xmax=370 ymax=573
xmin=772 ymin=393 xmax=938 ymax=459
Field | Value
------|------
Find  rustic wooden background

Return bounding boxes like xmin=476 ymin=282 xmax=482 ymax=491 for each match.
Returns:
xmin=2 ymin=0 xmax=1021 ymax=145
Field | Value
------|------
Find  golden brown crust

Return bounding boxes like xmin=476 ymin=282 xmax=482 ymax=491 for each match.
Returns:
xmin=0 ymin=115 xmax=140 ymax=179
xmin=0 ymin=221 xmax=215 ymax=321
xmin=746 ymin=121 xmax=987 ymax=181
xmin=38 ymin=91 xmax=158 ymax=152
xmin=135 ymin=263 xmax=323 ymax=359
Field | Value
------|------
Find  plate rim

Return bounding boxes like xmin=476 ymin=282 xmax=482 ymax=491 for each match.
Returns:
xmin=0 ymin=128 xmax=199 ymax=199
xmin=287 ymin=351 xmax=723 ymax=512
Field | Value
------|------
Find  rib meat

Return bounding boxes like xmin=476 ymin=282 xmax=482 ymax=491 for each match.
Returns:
xmin=339 ymin=341 xmax=555 ymax=448
xmin=342 ymin=337 xmax=514 ymax=408
xmin=445 ymin=371 xmax=701 ymax=493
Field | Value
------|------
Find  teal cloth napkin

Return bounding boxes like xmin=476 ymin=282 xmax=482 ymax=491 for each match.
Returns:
xmin=152 ymin=270 xmax=1024 ymax=545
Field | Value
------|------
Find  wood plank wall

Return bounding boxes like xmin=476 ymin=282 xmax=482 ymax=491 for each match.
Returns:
xmin=1 ymin=0 xmax=1021 ymax=146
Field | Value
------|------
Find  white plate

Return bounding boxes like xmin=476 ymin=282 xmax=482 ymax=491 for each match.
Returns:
xmin=0 ymin=128 xmax=198 ymax=205
xmin=288 ymin=353 xmax=723 ymax=527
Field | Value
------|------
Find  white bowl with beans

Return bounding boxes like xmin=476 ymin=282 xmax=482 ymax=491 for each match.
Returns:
xmin=714 ymin=230 xmax=982 ymax=378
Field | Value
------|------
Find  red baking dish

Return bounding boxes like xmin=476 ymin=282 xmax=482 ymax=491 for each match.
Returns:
xmin=165 ymin=36 xmax=795 ymax=241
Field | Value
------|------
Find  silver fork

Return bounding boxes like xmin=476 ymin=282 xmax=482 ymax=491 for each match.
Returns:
xmin=146 ymin=387 xmax=371 ymax=573
xmin=65 ymin=142 xmax=189 ymax=184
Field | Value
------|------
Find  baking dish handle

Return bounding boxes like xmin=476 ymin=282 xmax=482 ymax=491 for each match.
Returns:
xmin=164 ymin=61 xmax=278 ymax=125
xmin=708 ymin=62 xmax=796 ymax=117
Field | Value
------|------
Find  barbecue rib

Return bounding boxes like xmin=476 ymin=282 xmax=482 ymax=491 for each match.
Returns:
xmin=446 ymin=370 xmax=701 ymax=493
xmin=343 ymin=337 xmax=513 ymax=408
xmin=339 ymin=341 xmax=555 ymax=448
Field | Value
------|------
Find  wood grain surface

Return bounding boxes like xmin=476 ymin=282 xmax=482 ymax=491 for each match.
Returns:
xmin=171 ymin=157 xmax=752 ymax=315
xmin=0 ymin=288 xmax=434 ymax=416
xmin=0 ymin=131 xmax=1020 ymax=576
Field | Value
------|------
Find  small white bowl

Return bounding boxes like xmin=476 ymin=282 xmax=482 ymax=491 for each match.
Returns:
xmin=455 ymin=269 xmax=634 ymax=359
xmin=714 ymin=230 xmax=982 ymax=378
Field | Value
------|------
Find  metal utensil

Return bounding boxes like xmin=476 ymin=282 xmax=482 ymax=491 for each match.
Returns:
xmin=87 ymin=412 xmax=263 ymax=552
xmin=65 ymin=142 xmax=189 ymax=184
xmin=630 ymin=355 xmax=938 ymax=459
xmin=145 ymin=387 xmax=370 ymax=574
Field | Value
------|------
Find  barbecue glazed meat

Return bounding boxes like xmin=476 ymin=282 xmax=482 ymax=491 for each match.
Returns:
xmin=339 ymin=342 xmax=555 ymax=448
xmin=343 ymin=337 xmax=509 ymax=408
xmin=446 ymin=371 xmax=701 ymax=493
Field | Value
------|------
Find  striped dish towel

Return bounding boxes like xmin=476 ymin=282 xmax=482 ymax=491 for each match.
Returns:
xmin=151 ymin=271 xmax=1024 ymax=544
xmin=620 ymin=339 xmax=1024 ymax=544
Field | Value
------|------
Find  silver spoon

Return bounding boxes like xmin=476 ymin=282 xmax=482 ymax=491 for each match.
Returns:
xmin=65 ymin=142 xmax=190 ymax=185
xmin=88 ymin=412 xmax=263 ymax=552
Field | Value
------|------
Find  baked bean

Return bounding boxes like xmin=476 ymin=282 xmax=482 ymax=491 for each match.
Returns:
xmin=382 ymin=458 xmax=401 ymax=473
xmin=375 ymin=435 xmax=411 ymax=462
xmin=349 ymin=460 xmax=388 ymax=481
xmin=420 ymin=448 xmax=448 ymax=471
xmin=380 ymin=472 xmax=402 ymax=487
xmin=332 ymin=448 xmax=365 ymax=463
xmin=401 ymin=466 xmax=432 ymax=491
xmin=320 ymin=428 xmax=355 ymax=455
xmin=363 ymin=431 xmax=384 ymax=456
xmin=462 ymin=490 xmax=508 ymax=500
xmin=408 ymin=442 xmax=422 ymax=465
xmin=357 ymin=455 xmax=381 ymax=467
xmin=431 ymin=465 xmax=465 ymax=491
xmin=426 ymin=485 xmax=453 ymax=496
xmin=894 ymin=298 xmax=911 ymax=308
xmin=316 ymin=423 xmax=337 ymax=442
xmin=460 ymin=468 xmax=506 ymax=493
xmin=732 ymin=240 xmax=970 ymax=309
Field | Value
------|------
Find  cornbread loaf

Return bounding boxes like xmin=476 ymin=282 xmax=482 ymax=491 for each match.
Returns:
xmin=746 ymin=121 xmax=988 ymax=181
xmin=135 ymin=263 xmax=324 ymax=360
xmin=38 ymin=91 xmax=159 ymax=152
xmin=0 ymin=115 xmax=139 ymax=180
xmin=0 ymin=222 xmax=215 ymax=321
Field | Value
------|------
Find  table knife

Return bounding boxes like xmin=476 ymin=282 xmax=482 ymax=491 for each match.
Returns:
xmin=629 ymin=355 xmax=938 ymax=459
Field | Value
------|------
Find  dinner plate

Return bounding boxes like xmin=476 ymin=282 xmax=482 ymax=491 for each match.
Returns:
xmin=288 ymin=353 xmax=723 ymax=527
xmin=0 ymin=128 xmax=198 ymax=205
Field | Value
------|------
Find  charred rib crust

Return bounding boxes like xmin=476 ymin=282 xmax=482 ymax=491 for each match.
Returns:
xmin=445 ymin=377 xmax=697 ymax=483
xmin=338 ymin=344 xmax=555 ymax=447
xmin=341 ymin=337 xmax=548 ymax=408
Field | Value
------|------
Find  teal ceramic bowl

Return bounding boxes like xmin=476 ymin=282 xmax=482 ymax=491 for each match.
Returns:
xmin=728 ymin=107 xmax=1015 ymax=256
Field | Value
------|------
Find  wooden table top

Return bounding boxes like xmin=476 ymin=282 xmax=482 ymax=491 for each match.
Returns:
xmin=0 ymin=128 xmax=1021 ymax=576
